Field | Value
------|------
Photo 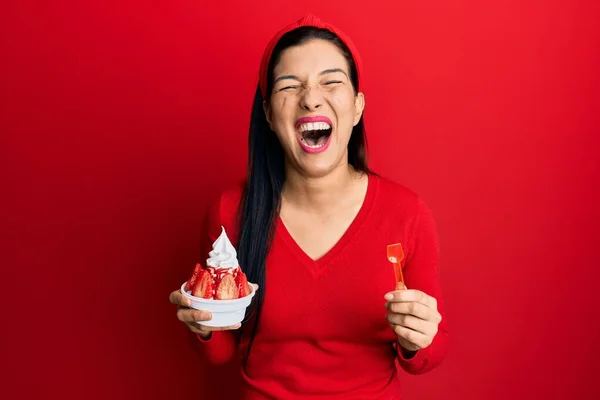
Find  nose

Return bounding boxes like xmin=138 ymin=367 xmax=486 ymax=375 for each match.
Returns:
xmin=299 ymin=86 xmax=322 ymax=111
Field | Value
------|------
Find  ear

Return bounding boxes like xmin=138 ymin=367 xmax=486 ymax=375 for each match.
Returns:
xmin=353 ymin=92 xmax=365 ymax=126
xmin=263 ymin=101 xmax=273 ymax=129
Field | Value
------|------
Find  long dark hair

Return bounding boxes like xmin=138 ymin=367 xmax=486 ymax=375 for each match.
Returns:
xmin=236 ymin=26 xmax=371 ymax=365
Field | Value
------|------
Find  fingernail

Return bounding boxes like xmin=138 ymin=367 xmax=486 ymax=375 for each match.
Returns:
xmin=384 ymin=293 xmax=393 ymax=301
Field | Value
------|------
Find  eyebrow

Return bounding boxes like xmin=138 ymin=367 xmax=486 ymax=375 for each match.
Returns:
xmin=320 ymin=68 xmax=349 ymax=78
xmin=273 ymin=75 xmax=300 ymax=84
xmin=273 ymin=68 xmax=349 ymax=84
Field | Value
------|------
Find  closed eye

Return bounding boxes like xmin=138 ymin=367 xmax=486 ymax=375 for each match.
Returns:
xmin=324 ymin=81 xmax=343 ymax=85
xmin=278 ymin=85 xmax=300 ymax=92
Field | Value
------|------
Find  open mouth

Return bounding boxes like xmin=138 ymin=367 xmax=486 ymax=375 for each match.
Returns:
xmin=297 ymin=121 xmax=333 ymax=149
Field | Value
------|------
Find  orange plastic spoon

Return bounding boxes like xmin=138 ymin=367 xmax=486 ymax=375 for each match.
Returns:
xmin=386 ymin=243 xmax=405 ymax=288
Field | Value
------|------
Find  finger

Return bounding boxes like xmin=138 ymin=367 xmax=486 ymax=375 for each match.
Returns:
xmin=169 ymin=290 xmax=191 ymax=307
xmin=390 ymin=323 xmax=432 ymax=349
xmin=250 ymin=283 xmax=259 ymax=291
xmin=387 ymin=313 xmax=435 ymax=336
xmin=186 ymin=322 xmax=206 ymax=335
xmin=176 ymin=308 xmax=212 ymax=323
xmin=385 ymin=301 xmax=433 ymax=321
xmin=384 ymin=289 xmax=437 ymax=309
xmin=186 ymin=323 xmax=239 ymax=335
xmin=194 ymin=323 xmax=242 ymax=332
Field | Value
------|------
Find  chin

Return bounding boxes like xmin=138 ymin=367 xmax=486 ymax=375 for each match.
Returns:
xmin=296 ymin=156 xmax=343 ymax=178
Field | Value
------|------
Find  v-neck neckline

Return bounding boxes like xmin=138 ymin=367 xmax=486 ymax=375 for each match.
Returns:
xmin=276 ymin=173 xmax=378 ymax=271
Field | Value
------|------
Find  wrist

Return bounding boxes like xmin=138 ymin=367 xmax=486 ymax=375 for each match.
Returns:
xmin=398 ymin=340 xmax=418 ymax=359
xmin=197 ymin=331 xmax=212 ymax=341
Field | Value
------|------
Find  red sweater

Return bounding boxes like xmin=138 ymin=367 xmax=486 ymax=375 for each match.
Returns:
xmin=191 ymin=174 xmax=448 ymax=399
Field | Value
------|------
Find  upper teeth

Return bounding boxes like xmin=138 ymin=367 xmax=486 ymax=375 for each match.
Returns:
xmin=299 ymin=122 xmax=331 ymax=132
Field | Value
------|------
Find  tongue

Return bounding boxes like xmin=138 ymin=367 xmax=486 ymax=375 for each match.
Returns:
xmin=306 ymin=136 xmax=319 ymax=146
xmin=304 ymin=131 xmax=329 ymax=146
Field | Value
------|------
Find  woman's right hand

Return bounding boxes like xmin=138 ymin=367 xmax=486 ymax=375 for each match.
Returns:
xmin=168 ymin=289 xmax=242 ymax=339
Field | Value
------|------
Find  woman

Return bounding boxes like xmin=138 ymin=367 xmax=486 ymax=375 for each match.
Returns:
xmin=169 ymin=15 xmax=448 ymax=399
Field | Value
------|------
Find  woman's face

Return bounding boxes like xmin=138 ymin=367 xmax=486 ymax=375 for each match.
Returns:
xmin=265 ymin=39 xmax=365 ymax=178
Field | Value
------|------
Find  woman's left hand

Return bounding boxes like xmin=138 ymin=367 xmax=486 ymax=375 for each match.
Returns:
xmin=384 ymin=284 xmax=442 ymax=352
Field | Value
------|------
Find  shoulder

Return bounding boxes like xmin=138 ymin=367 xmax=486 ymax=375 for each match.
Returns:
xmin=372 ymin=174 xmax=428 ymax=215
xmin=371 ymin=174 xmax=439 ymax=247
xmin=203 ymin=181 xmax=245 ymax=234
xmin=218 ymin=181 xmax=246 ymax=215
xmin=206 ymin=181 xmax=244 ymax=217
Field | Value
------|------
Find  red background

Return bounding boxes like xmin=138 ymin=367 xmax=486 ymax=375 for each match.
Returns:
xmin=2 ymin=1 xmax=599 ymax=399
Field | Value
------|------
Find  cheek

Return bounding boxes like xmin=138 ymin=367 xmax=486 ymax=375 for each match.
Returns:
xmin=270 ymin=96 xmax=297 ymax=144
xmin=330 ymin=90 xmax=356 ymax=118
xmin=331 ymin=103 xmax=356 ymax=135
xmin=271 ymin=97 xmax=295 ymax=126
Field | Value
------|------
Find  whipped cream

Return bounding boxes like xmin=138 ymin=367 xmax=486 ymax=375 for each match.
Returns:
xmin=206 ymin=226 xmax=239 ymax=269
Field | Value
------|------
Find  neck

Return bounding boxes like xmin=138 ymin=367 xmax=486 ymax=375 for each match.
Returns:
xmin=282 ymin=161 xmax=365 ymax=212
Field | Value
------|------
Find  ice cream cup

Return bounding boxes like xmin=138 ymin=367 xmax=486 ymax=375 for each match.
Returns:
xmin=180 ymin=282 xmax=256 ymax=327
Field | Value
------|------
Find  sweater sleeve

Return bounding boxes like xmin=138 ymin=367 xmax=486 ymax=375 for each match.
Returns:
xmin=189 ymin=330 xmax=238 ymax=365
xmin=396 ymin=198 xmax=449 ymax=374
xmin=187 ymin=192 xmax=239 ymax=365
